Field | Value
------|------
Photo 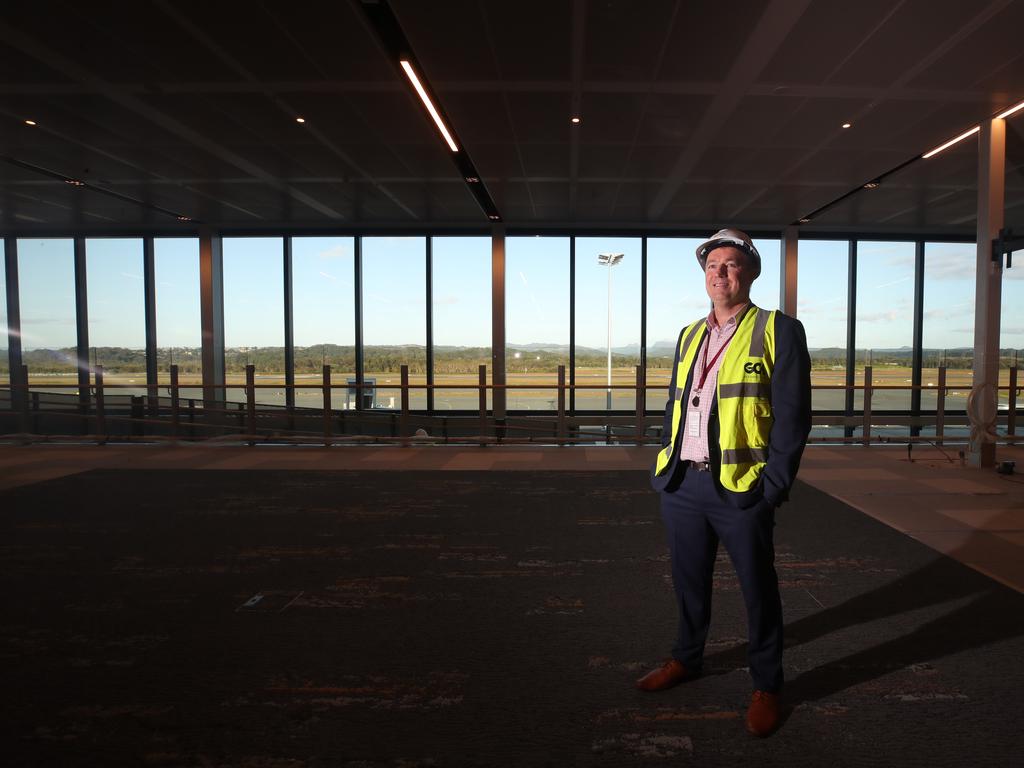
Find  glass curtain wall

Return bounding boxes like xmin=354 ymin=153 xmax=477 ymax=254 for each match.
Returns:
xmin=854 ymin=241 xmax=916 ymax=424
xmin=223 ymin=238 xmax=285 ymax=406
xmin=85 ymin=238 xmax=145 ymax=397
xmin=921 ymin=243 xmax=975 ymax=429
xmin=797 ymin=240 xmax=848 ymax=413
xmin=505 ymin=237 xmax=569 ymax=411
xmin=292 ymin=237 xmax=355 ymax=411
xmin=432 ymin=236 xmax=491 ymax=411
xmin=574 ymin=237 xmax=641 ymax=411
xmin=362 ymin=237 xmax=427 ymax=410
xmin=645 ymin=237 xmax=707 ymax=411
xmin=748 ymin=237 xmax=781 ymax=311
xmin=154 ymin=238 xmax=202 ymax=402
xmin=17 ymin=239 xmax=77 ymax=395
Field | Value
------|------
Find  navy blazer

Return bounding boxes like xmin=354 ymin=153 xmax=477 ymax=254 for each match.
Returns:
xmin=650 ymin=307 xmax=812 ymax=508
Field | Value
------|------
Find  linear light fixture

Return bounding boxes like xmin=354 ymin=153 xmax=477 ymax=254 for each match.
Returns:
xmin=997 ymin=99 xmax=1024 ymax=119
xmin=399 ymin=59 xmax=458 ymax=152
xmin=922 ymin=126 xmax=980 ymax=159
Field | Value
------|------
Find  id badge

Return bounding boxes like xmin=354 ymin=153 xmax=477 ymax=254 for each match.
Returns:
xmin=687 ymin=410 xmax=701 ymax=437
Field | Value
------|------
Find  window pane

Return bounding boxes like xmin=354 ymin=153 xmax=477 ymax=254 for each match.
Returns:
xmin=922 ymin=243 xmax=975 ymax=433
xmin=154 ymin=238 xmax=202 ymax=400
xmin=797 ymin=240 xmax=848 ymax=413
xmin=432 ymin=236 xmax=491 ymax=411
xmin=506 ymin=237 xmax=569 ymax=412
xmin=18 ymin=239 xmax=77 ymax=395
xmin=86 ymin=238 xmax=145 ymax=396
xmin=855 ymin=241 xmax=916 ymax=424
xmin=646 ymin=238 xmax=707 ymax=412
xmin=223 ymin=238 xmax=284 ymax=406
xmin=1002 ymin=256 xmax=1024 ymax=425
xmin=363 ymin=237 xmax=426 ymax=410
xmin=572 ymin=237 xmax=641 ymax=413
xmin=292 ymin=237 xmax=356 ymax=411
xmin=748 ymin=237 xmax=781 ymax=311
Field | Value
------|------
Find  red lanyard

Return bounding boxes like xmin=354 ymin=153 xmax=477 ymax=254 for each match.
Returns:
xmin=695 ymin=331 xmax=727 ymax=394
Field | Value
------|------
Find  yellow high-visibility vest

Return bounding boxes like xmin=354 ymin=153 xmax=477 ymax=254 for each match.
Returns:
xmin=653 ymin=306 xmax=776 ymax=492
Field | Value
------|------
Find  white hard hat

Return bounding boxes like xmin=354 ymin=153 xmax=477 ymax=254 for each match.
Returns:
xmin=695 ymin=228 xmax=761 ymax=277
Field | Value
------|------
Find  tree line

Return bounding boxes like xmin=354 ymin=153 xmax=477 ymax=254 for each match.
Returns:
xmin=5 ymin=344 xmax=1014 ymax=376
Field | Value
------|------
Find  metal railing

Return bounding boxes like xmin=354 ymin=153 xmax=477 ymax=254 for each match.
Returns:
xmin=0 ymin=364 xmax=1019 ymax=447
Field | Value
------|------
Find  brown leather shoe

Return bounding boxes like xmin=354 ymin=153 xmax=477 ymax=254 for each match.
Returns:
xmin=746 ymin=690 xmax=781 ymax=737
xmin=634 ymin=659 xmax=693 ymax=691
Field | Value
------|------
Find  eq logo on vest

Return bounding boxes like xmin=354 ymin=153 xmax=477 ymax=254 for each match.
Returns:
xmin=744 ymin=361 xmax=765 ymax=375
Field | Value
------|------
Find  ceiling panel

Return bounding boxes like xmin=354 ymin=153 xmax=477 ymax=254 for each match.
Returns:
xmin=1 ymin=0 xmax=1021 ymax=234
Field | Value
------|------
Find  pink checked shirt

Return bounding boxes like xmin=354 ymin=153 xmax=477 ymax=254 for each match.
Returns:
xmin=678 ymin=304 xmax=749 ymax=463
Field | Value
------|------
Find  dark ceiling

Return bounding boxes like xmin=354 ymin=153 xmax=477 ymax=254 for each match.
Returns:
xmin=0 ymin=0 xmax=1022 ymax=236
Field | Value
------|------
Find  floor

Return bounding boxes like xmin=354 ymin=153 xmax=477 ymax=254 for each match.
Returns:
xmin=0 ymin=441 xmax=1021 ymax=593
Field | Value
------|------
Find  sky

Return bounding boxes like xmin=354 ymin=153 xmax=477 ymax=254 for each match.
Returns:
xmin=5 ymin=234 xmax=1023 ymax=355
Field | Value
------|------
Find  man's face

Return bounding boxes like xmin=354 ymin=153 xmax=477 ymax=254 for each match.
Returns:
xmin=704 ymin=246 xmax=756 ymax=306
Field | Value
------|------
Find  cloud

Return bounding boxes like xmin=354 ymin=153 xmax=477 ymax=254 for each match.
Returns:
xmin=869 ymin=275 xmax=913 ymax=290
xmin=318 ymin=270 xmax=337 ymax=281
xmin=318 ymin=244 xmax=349 ymax=261
xmin=856 ymin=310 xmax=904 ymax=323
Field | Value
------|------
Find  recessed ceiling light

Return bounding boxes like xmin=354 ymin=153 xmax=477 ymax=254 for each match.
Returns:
xmin=798 ymin=217 xmax=811 ymax=224
xmin=997 ymin=99 xmax=1024 ymax=120
xmin=841 ymin=122 xmax=851 ymax=129
xmin=571 ymin=117 xmax=581 ymax=124
xmin=488 ymin=214 xmax=500 ymax=221
xmin=65 ymin=179 xmax=85 ymax=186
xmin=863 ymin=181 xmax=880 ymax=189
xmin=295 ymin=117 xmax=306 ymax=123
xmin=399 ymin=59 xmax=459 ymax=152
xmin=177 ymin=215 xmax=191 ymax=221
xmin=24 ymin=119 xmax=37 ymax=126
xmin=922 ymin=126 xmax=980 ymax=159
xmin=465 ymin=176 xmax=479 ymax=183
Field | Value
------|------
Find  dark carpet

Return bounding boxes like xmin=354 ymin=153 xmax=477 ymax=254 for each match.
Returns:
xmin=1 ymin=469 xmax=1020 ymax=767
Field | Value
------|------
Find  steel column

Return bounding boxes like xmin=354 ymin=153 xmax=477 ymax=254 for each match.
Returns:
xmin=969 ymin=119 xmax=1005 ymax=468
xmin=844 ymin=240 xmax=857 ymax=438
xmin=569 ymin=236 xmax=576 ymax=413
xmin=910 ymin=240 xmax=925 ymax=436
xmin=283 ymin=237 xmax=295 ymax=410
xmin=781 ymin=227 xmax=798 ymax=315
xmin=490 ymin=227 xmax=506 ymax=418
xmin=4 ymin=238 xmax=24 ymax=413
xmin=354 ymin=237 xmax=364 ymax=411
xmin=199 ymin=229 xmax=225 ymax=409
xmin=74 ymin=237 xmax=90 ymax=425
xmin=426 ymin=237 xmax=434 ymax=412
xmin=143 ymin=237 xmax=158 ymax=415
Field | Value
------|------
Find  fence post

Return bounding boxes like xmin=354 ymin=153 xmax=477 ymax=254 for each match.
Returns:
xmin=862 ymin=365 xmax=873 ymax=445
xmin=322 ymin=365 xmax=332 ymax=447
xmin=936 ymin=366 xmax=946 ymax=445
xmin=245 ymin=364 xmax=256 ymax=446
xmin=94 ymin=365 xmax=106 ymax=445
xmin=478 ymin=364 xmax=487 ymax=446
xmin=170 ymin=365 xmax=180 ymax=442
xmin=634 ymin=366 xmax=645 ymax=446
xmin=1008 ymin=366 xmax=1018 ymax=437
xmin=400 ymin=364 xmax=410 ymax=444
xmin=19 ymin=365 xmax=31 ymax=442
xmin=557 ymin=365 xmax=566 ymax=442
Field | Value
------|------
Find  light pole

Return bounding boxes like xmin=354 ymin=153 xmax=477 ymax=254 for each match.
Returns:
xmin=597 ymin=253 xmax=624 ymax=410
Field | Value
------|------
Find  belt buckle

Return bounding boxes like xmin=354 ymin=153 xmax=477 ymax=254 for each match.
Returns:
xmin=689 ymin=460 xmax=710 ymax=472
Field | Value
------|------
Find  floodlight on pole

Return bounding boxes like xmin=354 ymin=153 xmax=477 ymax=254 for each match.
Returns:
xmin=597 ymin=253 xmax=624 ymax=411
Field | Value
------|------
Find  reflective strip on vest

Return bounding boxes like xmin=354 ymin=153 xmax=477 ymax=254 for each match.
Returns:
xmin=654 ymin=307 xmax=777 ymax=493
xmin=653 ymin=317 xmax=708 ymax=477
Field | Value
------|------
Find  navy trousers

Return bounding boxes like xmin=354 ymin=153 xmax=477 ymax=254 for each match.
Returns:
xmin=659 ymin=467 xmax=784 ymax=692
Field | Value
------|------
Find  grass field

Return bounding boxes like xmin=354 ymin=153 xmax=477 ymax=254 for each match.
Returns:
xmin=11 ymin=365 xmax=1017 ymax=412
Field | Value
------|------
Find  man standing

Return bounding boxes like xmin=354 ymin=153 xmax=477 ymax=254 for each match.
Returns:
xmin=638 ymin=229 xmax=811 ymax=737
